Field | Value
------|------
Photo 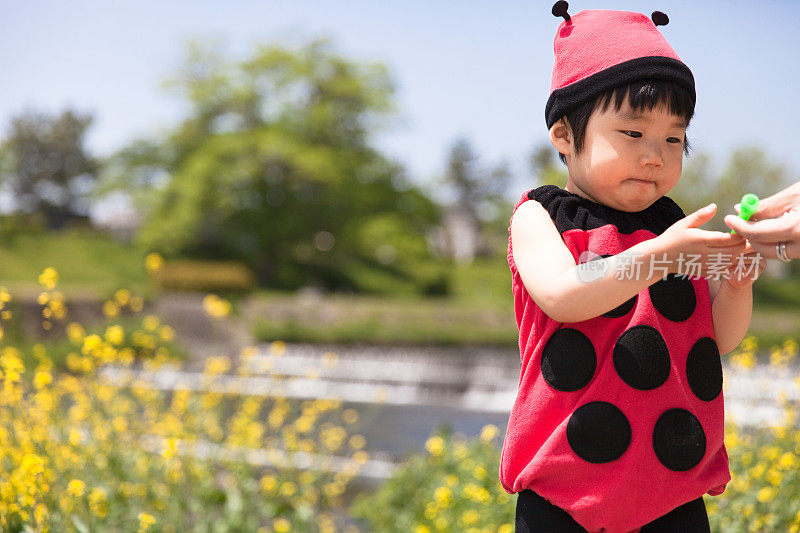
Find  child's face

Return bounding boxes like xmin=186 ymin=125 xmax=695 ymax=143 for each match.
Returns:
xmin=559 ymin=99 xmax=687 ymax=212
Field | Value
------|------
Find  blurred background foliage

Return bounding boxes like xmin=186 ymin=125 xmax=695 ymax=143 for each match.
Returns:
xmin=0 ymin=35 xmax=797 ymax=313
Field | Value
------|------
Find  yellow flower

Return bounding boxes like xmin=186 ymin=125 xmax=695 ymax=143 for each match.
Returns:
xmin=38 ymin=267 xmax=58 ymax=289
xmin=105 ymin=325 xmax=125 ymax=346
xmin=158 ymin=325 xmax=175 ymax=342
xmin=34 ymin=503 xmax=47 ymax=525
xmin=415 ymin=526 xmax=432 ymax=533
xmin=764 ymin=446 xmax=781 ymax=461
xmin=259 ymin=475 xmax=277 ymax=493
xmin=204 ymin=356 xmax=231 ymax=375
xmin=426 ymin=436 xmax=445 ymax=456
xmin=88 ymin=487 xmax=108 ymax=517
xmin=279 ymin=482 xmax=297 ymax=497
xmin=145 ymin=252 xmax=164 ymax=273
xmin=757 ymin=486 xmax=776 ymax=503
xmin=81 ymin=334 xmax=103 ymax=355
xmin=68 ymin=429 xmax=83 ymax=446
xmin=352 ymin=450 xmax=370 ymax=464
xmin=434 ymin=486 xmax=452 ymax=507
xmin=454 ymin=443 xmax=468 ymax=460
xmin=472 ymin=465 xmax=487 ymax=479
xmin=203 ymin=294 xmax=231 ymax=318
xmin=67 ymin=322 xmax=85 ymax=344
xmin=270 ymin=340 xmax=287 ymax=356
xmin=480 ymin=424 xmax=499 ymax=442
xmin=67 ymin=479 xmax=86 ymax=497
xmin=138 ymin=512 xmax=156 ymax=531
xmin=349 ymin=434 xmax=366 ymax=450
xmin=20 ymin=453 xmax=45 ymax=477
xmin=461 ymin=509 xmax=479 ymax=526
xmin=499 ymin=525 xmax=514 ymax=533
xmin=294 ymin=416 xmax=314 ymax=434
xmin=342 ymin=408 xmax=359 ymax=425
xmin=114 ymin=289 xmax=131 ymax=306
xmin=102 ymin=300 xmax=119 ymax=317
xmin=33 ymin=370 xmax=52 ymax=390
xmin=143 ymin=315 xmax=161 ymax=331
xmin=130 ymin=296 xmax=144 ymax=312
xmin=780 ymin=452 xmax=798 ymax=469
xmin=162 ymin=437 xmax=178 ymax=459
xmin=273 ymin=518 xmax=291 ymax=533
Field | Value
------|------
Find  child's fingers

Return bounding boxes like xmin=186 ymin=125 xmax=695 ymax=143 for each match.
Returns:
xmin=681 ymin=204 xmax=717 ymax=229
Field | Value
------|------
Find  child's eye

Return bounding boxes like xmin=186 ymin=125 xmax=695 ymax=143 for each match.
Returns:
xmin=621 ymin=131 xmax=642 ymax=138
xmin=667 ymin=137 xmax=683 ymax=144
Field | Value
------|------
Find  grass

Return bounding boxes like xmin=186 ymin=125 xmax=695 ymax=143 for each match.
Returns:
xmin=250 ymin=255 xmax=800 ymax=357
xmin=1 ymin=229 xmax=798 ymax=355
xmin=0 ymin=226 xmax=155 ymax=299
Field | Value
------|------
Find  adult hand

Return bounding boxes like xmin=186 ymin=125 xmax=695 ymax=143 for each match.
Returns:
xmin=723 ymin=182 xmax=800 ymax=261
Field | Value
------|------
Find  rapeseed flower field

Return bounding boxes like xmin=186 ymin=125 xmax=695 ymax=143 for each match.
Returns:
xmin=2 ymin=260 xmax=800 ymax=531
xmin=0 ymin=262 xmax=365 ymax=532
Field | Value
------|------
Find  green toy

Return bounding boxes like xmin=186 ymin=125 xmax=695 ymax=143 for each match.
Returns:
xmin=731 ymin=193 xmax=759 ymax=234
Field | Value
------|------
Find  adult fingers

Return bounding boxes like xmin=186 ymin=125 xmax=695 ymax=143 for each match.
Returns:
xmin=737 ymin=239 xmax=800 ymax=261
xmin=723 ymin=212 xmax=800 ymax=243
xmin=734 ymin=182 xmax=800 ymax=219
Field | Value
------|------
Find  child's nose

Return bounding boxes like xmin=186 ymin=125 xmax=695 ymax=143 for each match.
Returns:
xmin=640 ymin=142 xmax=664 ymax=168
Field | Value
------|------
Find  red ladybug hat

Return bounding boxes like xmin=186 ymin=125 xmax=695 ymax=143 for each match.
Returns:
xmin=545 ymin=1 xmax=695 ymax=129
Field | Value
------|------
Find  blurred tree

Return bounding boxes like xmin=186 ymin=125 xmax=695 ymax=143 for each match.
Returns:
xmin=99 ymin=37 xmax=441 ymax=293
xmin=439 ymin=137 xmax=512 ymax=257
xmin=670 ymin=146 xmax=791 ymax=232
xmin=0 ymin=109 xmax=97 ymax=229
xmin=528 ymin=143 xmax=568 ymax=188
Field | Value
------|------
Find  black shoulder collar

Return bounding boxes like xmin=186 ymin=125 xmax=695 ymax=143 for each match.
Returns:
xmin=528 ymin=184 xmax=685 ymax=235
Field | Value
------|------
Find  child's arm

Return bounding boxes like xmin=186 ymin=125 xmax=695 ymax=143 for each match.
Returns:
xmin=511 ymin=200 xmax=747 ymax=323
xmin=710 ymin=255 xmax=765 ymax=355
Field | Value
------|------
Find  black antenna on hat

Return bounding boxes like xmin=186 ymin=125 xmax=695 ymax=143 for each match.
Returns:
xmin=552 ymin=1 xmax=570 ymax=23
xmin=651 ymin=11 xmax=669 ymax=26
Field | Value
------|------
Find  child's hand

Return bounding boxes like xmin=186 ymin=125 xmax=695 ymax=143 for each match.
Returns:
xmin=721 ymin=252 xmax=766 ymax=290
xmin=656 ymin=204 xmax=749 ymax=277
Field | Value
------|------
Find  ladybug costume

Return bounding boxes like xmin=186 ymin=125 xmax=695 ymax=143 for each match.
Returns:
xmin=499 ymin=4 xmax=730 ymax=533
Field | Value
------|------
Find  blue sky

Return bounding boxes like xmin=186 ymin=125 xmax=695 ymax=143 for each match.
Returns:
xmin=2 ymin=0 xmax=798 ymax=213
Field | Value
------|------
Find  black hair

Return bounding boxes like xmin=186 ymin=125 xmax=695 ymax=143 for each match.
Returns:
xmin=555 ymin=79 xmax=695 ymax=165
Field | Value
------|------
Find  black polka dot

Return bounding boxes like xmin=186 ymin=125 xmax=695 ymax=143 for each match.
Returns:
xmin=613 ymin=325 xmax=671 ymax=390
xmin=567 ymin=401 xmax=631 ymax=463
xmin=686 ymin=337 xmax=723 ymax=402
xmin=602 ymin=295 xmax=638 ymax=318
xmin=541 ymin=328 xmax=596 ymax=392
xmin=648 ymin=274 xmax=696 ymax=322
xmin=653 ymin=408 xmax=706 ymax=471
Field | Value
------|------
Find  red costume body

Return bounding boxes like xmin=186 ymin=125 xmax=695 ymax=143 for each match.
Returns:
xmin=499 ymin=185 xmax=730 ymax=533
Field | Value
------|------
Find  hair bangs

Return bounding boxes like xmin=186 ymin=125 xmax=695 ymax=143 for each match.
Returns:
xmin=556 ymin=79 xmax=695 ymax=165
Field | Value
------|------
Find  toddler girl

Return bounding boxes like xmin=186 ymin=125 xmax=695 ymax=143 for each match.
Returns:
xmin=499 ymin=4 xmax=765 ymax=532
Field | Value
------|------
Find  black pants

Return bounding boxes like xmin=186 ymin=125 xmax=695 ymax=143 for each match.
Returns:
xmin=515 ymin=489 xmax=711 ymax=532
